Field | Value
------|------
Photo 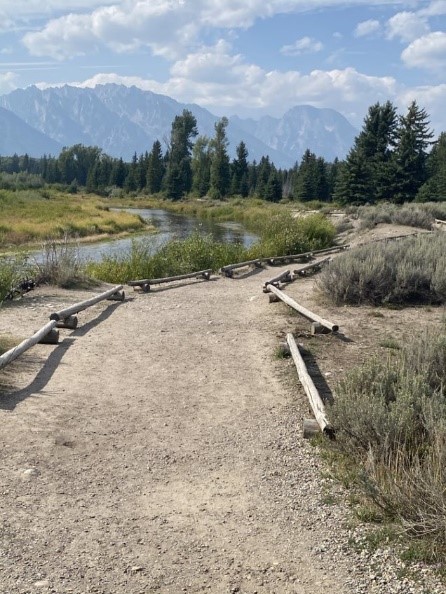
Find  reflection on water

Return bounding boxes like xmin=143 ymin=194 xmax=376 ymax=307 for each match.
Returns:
xmin=28 ymin=208 xmax=258 ymax=263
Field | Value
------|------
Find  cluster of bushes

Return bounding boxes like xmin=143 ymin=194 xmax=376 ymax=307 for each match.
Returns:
xmin=318 ymin=232 xmax=446 ymax=305
xmin=326 ymin=327 xmax=446 ymax=549
xmin=347 ymin=202 xmax=446 ymax=231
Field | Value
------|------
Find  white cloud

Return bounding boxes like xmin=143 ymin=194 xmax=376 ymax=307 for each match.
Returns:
xmin=281 ymin=37 xmax=324 ymax=56
xmin=0 ymin=72 xmax=20 ymax=95
xmin=21 ymin=1 xmax=429 ymax=60
xmin=401 ymin=31 xmax=446 ymax=70
xmin=386 ymin=11 xmax=430 ymax=42
xmin=398 ymin=83 xmax=446 ymax=133
xmin=419 ymin=1 xmax=446 ymax=17
xmin=354 ymin=19 xmax=381 ymax=37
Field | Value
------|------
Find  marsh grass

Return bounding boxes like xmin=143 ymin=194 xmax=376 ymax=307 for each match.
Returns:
xmin=0 ymin=188 xmax=146 ymax=246
xmin=35 ymin=237 xmax=95 ymax=288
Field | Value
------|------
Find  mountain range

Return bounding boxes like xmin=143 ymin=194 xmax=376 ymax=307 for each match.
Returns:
xmin=0 ymin=84 xmax=358 ymax=168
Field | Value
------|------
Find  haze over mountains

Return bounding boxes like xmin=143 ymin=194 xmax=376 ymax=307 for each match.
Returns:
xmin=0 ymin=84 xmax=358 ymax=168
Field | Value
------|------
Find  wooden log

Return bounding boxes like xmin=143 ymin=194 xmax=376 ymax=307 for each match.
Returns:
xmin=49 ymin=285 xmax=123 ymax=321
xmin=0 ymin=320 xmax=58 ymax=370
xmin=263 ymin=269 xmax=292 ymax=292
xmin=286 ymin=333 xmax=333 ymax=436
xmin=311 ymin=244 xmax=349 ymax=256
xmin=268 ymin=285 xmax=339 ymax=333
xmin=107 ymin=290 xmax=125 ymax=302
xmin=434 ymin=218 xmax=446 ymax=225
xmin=219 ymin=260 xmax=262 ymax=277
xmin=262 ymin=251 xmax=314 ymax=266
xmin=128 ymin=269 xmax=212 ymax=288
xmin=56 ymin=315 xmax=78 ymax=330
xmin=303 ymin=418 xmax=321 ymax=439
xmin=39 ymin=328 xmax=60 ymax=344
xmin=293 ymin=257 xmax=330 ymax=277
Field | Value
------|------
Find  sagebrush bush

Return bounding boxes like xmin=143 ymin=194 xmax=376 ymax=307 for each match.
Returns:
xmin=326 ymin=328 xmax=446 ymax=547
xmin=318 ymin=232 xmax=446 ymax=305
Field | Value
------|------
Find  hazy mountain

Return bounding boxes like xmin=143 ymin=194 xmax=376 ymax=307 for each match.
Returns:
xmin=0 ymin=84 xmax=357 ymax=167
xmin=230 ymin=105 xmax=358 ymax=164
xmin=0 ymin=106 xmax=62 ymax=157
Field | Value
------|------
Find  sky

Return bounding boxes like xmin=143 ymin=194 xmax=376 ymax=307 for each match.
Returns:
xmin=0 ymin=1 xmax=445 ymax=133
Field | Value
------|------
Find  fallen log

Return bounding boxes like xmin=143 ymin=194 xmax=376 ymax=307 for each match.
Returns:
xmin=286 ymin=333 xmax=333 ymax=437
xmin=311 ymin=244 xmax=349 ymax=256
xmin=49 ymin=285 xmax=124 ymax=321
xmin=129 ymin=269 xmax=212 ymax=292
xmin=220 ymin=260 xmax=262 ymax=278
xmin=262 ymin=252 xmax=314 ymax=266
xmin=293 ymin=257 xmax=330 ymax=277
xmin=0 ymin=320 xmax=58 ymax=370
xmin=263 ymin=269 xmax=292 ymax=292
xmin=434 ymin=218 xmax=446 ymax=226
xmin=267 ymin=284 xmax=338 ymax=333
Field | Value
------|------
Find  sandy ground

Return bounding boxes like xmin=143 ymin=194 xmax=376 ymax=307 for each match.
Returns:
xmin=0 ymin=224 xmax=445 ymax=594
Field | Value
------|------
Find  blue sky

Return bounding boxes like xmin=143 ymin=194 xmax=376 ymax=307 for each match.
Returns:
xmin=0 ymin=1 xmax=445 ymax=133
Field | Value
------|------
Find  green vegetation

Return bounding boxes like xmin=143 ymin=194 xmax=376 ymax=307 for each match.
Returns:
xmin=87 ymin=212 xmax=335 ymax=283
xmin=0 ymin=255 xmax=30 ymax=302
xmin=34 ymin=238 xmax=96 ymax=289
xmin=318 ymin=232 xmax=446 ymax=306
xmin=323 ymin=326 xmax=446 ymax=554
xmin=0 ymin=188 xmax=147 ymax=247
xmin=347 ymin=201 xmax=446 ymax=230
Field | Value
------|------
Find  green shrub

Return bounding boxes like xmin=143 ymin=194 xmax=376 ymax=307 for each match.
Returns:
xmin=0 ymin=256 xmax=29 ymax=302
xmin=318 ymin=232 xmax=446 ymax=305
xmin=326 ymin=328 xmax=446 ymax=548
xmin=35 ymin=237 xmax=93 ymax=288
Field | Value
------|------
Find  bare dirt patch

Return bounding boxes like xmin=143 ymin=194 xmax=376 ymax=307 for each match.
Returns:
xmin=0 ymin=224 xmax=444 ymax=594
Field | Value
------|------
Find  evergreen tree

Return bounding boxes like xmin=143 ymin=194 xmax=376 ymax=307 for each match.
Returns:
xmin=110 ymin=158 xmax=127 ymax=188
xmin=333 ymin=101 xmax=398 ymax=204
xmin=210 ymin=117 xmax=231 ymax=199
xmin=256 ymin=156 xmax=272 ymax=198
xmin=264 ymin=169 xmax=282 ymax=202
xmin=147 ymin=140 xmax=165 ymax=194
xmin=124 ymin=153 xmax=138 ymax=192
xmin=391 ymin=101 xmax=434 ymax=203
xmin=416 ymin=132 xmax=446 ymax=202
xmin=164 ymin=109 xmax=198 ymax=199
xmin=230 ymin=141 xmax=249 ymax=196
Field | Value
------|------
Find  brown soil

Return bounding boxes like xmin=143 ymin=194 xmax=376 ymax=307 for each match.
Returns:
xmin=0 ymin=223 xmax=444 ymax=594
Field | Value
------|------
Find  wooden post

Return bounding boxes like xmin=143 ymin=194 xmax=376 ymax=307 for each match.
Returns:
xmin=49 ymin=285 xmax=124 ymax=321
xmin=39 ymin=328 xmax=60 ymax=344
xmin=286 ymin=333 xmax=333 ymax=437
xmin=263 ymin=269 xmax=292 ymax=292
xmin=0 ymin=320 xmax=58 ymax=370
xmin=56 ymin=315 xmax=78 ymax=330
xmin=107 ymin=290 xmax=125 ymax=302
xmin=293 ymin=257 xmax=330 ymax=277
xmin=267 ymin=285 xmax=339 ymax=333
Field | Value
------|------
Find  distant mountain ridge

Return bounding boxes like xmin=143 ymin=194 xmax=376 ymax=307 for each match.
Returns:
xmin=0 ymin=84 xmax=357 ymax=167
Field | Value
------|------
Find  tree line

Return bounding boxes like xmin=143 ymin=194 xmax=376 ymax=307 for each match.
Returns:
xmin=0 ymin=100 xmax=444 ymax=204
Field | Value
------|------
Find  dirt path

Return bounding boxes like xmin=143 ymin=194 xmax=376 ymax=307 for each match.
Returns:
xmin=0 ymin=249 xmax=444 ymax=593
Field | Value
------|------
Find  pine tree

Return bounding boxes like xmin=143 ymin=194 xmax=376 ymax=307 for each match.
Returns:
xmin=392 ymin=101 xmax=434 ymax=203
xmin=416 ymin=132 xmax=446 ymax=202
xmin=230 ymin=141 xmax=249 ymax=196
xmin=147 ymin=140 xmax=165 ymax=194
xmin=264 ymin=169 xmax=282 ymax=202
xmin=164 ymin=110 xmax=198 ymax=199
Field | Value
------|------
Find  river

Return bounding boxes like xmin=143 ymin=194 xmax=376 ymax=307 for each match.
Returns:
xmin=30 ymin=208 xmax=258 ymax=263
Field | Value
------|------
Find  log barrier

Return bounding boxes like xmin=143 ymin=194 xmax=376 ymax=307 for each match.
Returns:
xmin=128 ymin=270 xmax=212 ymax=292
xmin=293 ymin=256 xmax=331 ymax=277
xmin=268 ymin=284 xmax=338 ymax=333
xmin=0 ymin=320 xmax=58 ymax=370
xmin=49 ymin=285 xmax=124 ymax=322
xmin=286 ymin=333 xmax=333 ymax=437
xmin=220 ymin=260 xmax=262 ymax=278
xmin=262 ymin=269 xmax=292 ymax=292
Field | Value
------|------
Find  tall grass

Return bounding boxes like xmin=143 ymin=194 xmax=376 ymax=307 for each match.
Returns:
xmin=0 ymin=255 xmax=30 ymax=302
xmin=87 ymin=213 xmax=335 ymax=283
xmin=0 ymin=188 xmax=146 ymax=246
xmin=318 ymin=232 xmax=446 ymax=306
xmin=34 ymin=237 xmax=94 ymax=288
xmin=325 ymin=327 xmax=446 ymax=550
